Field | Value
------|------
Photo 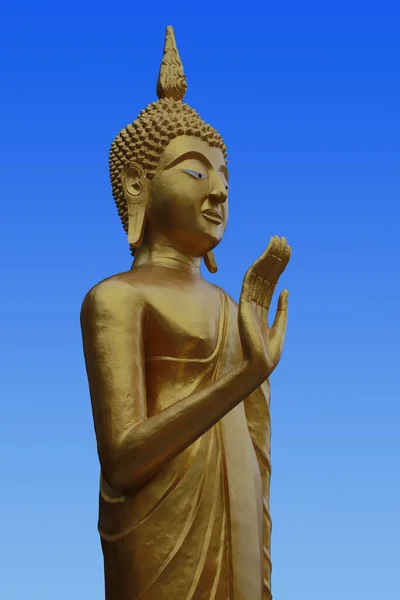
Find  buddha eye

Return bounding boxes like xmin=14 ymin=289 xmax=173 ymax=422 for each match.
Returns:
xmin=182 ymin=169 xmax=208 ymax=180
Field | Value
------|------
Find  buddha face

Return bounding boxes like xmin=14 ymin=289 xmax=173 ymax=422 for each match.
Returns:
xmin=146 ymin=135 xmax=229 ymax=257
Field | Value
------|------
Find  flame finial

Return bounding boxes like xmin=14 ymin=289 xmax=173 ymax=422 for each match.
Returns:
xmin=156 ymin=26 xmax=187 ymax=101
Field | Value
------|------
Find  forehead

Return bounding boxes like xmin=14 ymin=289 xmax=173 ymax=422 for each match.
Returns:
xmin=158 ymin=135 xmax=226 ymax=171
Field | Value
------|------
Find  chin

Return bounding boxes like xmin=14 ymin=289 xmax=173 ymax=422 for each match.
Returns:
xmin=194 ymin=233 xmax=223 ymax=258
xmin=201 ymin=220 xmax=225 ymax=243
xmin=179 ymin=222 xmax=225 ymax=257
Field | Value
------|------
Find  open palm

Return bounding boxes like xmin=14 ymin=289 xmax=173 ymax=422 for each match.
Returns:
xmin=239 ymin=236 xmax=291 ymax=377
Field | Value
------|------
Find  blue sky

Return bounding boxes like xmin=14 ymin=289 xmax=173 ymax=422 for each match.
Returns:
xmin=1 ymin=1 xmax=399 ymax=598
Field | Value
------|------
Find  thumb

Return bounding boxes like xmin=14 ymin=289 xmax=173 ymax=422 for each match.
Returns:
xmin=271 ymin=289 xmax=289 ymax=332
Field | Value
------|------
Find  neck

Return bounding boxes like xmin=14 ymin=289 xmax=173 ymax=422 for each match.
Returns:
xmin=132 ymin=242 xmax=202 ymax=275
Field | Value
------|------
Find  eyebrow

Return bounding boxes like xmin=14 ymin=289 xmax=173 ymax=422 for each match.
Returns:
xmin=218 ymin=164 xmax=229 ymax=181
xmin=166 ymin=150 xmax=229 ymax=180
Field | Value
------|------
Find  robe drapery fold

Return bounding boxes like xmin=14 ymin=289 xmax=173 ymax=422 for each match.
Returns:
xmin=98 ymin=291 xmax=272 ymax=599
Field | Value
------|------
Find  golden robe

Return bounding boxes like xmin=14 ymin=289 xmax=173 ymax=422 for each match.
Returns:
xmin=98 ymin=291 xmax=272 ymax=599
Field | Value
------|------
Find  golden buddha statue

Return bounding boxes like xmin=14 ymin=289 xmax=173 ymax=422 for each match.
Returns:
xmin=81 ymin=26 xmax=291 ymax=600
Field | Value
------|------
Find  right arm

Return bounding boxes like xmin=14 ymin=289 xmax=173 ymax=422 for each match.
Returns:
xmin=81 ymin=279 xmax=266 ymax=496
xmin=81 ymin=239 xmax=289 ymax=496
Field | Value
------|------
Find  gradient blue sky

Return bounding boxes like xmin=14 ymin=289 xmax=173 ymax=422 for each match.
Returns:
xmin=1 ymin=1 xmax=399 ymax=598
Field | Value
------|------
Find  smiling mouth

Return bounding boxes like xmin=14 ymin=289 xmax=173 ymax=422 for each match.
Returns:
xmin=201 ymin=209 xmax=223 ymax=225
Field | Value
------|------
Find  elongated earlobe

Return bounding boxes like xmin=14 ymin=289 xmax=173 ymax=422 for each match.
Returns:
xmin=128 ymin=204 xmax=146 ymax=247
xmin=204 ymin=250 xmax=218 ymax=274
xmin=121 ymin=163 xmax=149 ymax=250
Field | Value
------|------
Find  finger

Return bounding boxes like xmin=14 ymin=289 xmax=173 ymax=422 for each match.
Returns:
xmin=251 ymin=272 xmax=264 ymax=304
xmin=271 ymin=289 xmax=289 ymax=332
xmin=253 ymin=236 xmax=291 ymax=282
xmin=269 ymin=241 xmax=290 ymax=281
xmin=281 ymin=242 xmax=292 ymax=270
xmin=273 ymin=238 xmax=291 ymax=278
xmin=259 ymin=236 xmax=280 ymax=280
xmin=262 ymin=237 xmax=286 ymax=283
xmin=251 ymin=236 xmax=275 ymax=274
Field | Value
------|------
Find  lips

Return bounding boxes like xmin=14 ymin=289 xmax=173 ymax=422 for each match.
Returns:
xmin=201 ymin=209 xmax=223 ymax=225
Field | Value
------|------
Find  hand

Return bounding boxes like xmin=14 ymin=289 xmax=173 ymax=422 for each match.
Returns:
xmin=238 ymin=236 xmax=291 ymax=380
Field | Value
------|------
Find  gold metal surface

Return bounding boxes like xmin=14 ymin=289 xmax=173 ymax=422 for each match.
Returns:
xmin=81 ymin=25 xmax=290 ymax=600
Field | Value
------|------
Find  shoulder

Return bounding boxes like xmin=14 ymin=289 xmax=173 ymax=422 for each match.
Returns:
xmin=80 ymin=271 xmax=148 ymax=323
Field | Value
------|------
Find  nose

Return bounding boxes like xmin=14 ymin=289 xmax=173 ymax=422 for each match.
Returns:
xmin=209 ymin=172 xmax=228 ymax=204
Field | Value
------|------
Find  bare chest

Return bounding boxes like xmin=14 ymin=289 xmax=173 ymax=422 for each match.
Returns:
xmin=145 ymin=286 xmax=224 ymax=361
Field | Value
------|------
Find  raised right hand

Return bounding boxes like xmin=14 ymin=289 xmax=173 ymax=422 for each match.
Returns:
xmin=238 ymin=236 xmax=291 ymax=381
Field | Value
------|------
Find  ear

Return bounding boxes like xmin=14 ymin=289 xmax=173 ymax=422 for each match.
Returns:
xmin=121 ymin=163 xmax=150 ymax=247
xmin=204 ymin=250 xmax=218 ymax=274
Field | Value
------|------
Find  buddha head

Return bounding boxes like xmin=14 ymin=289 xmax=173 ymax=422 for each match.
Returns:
xmin=109 ymin=26 xmax=228 ymax=273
